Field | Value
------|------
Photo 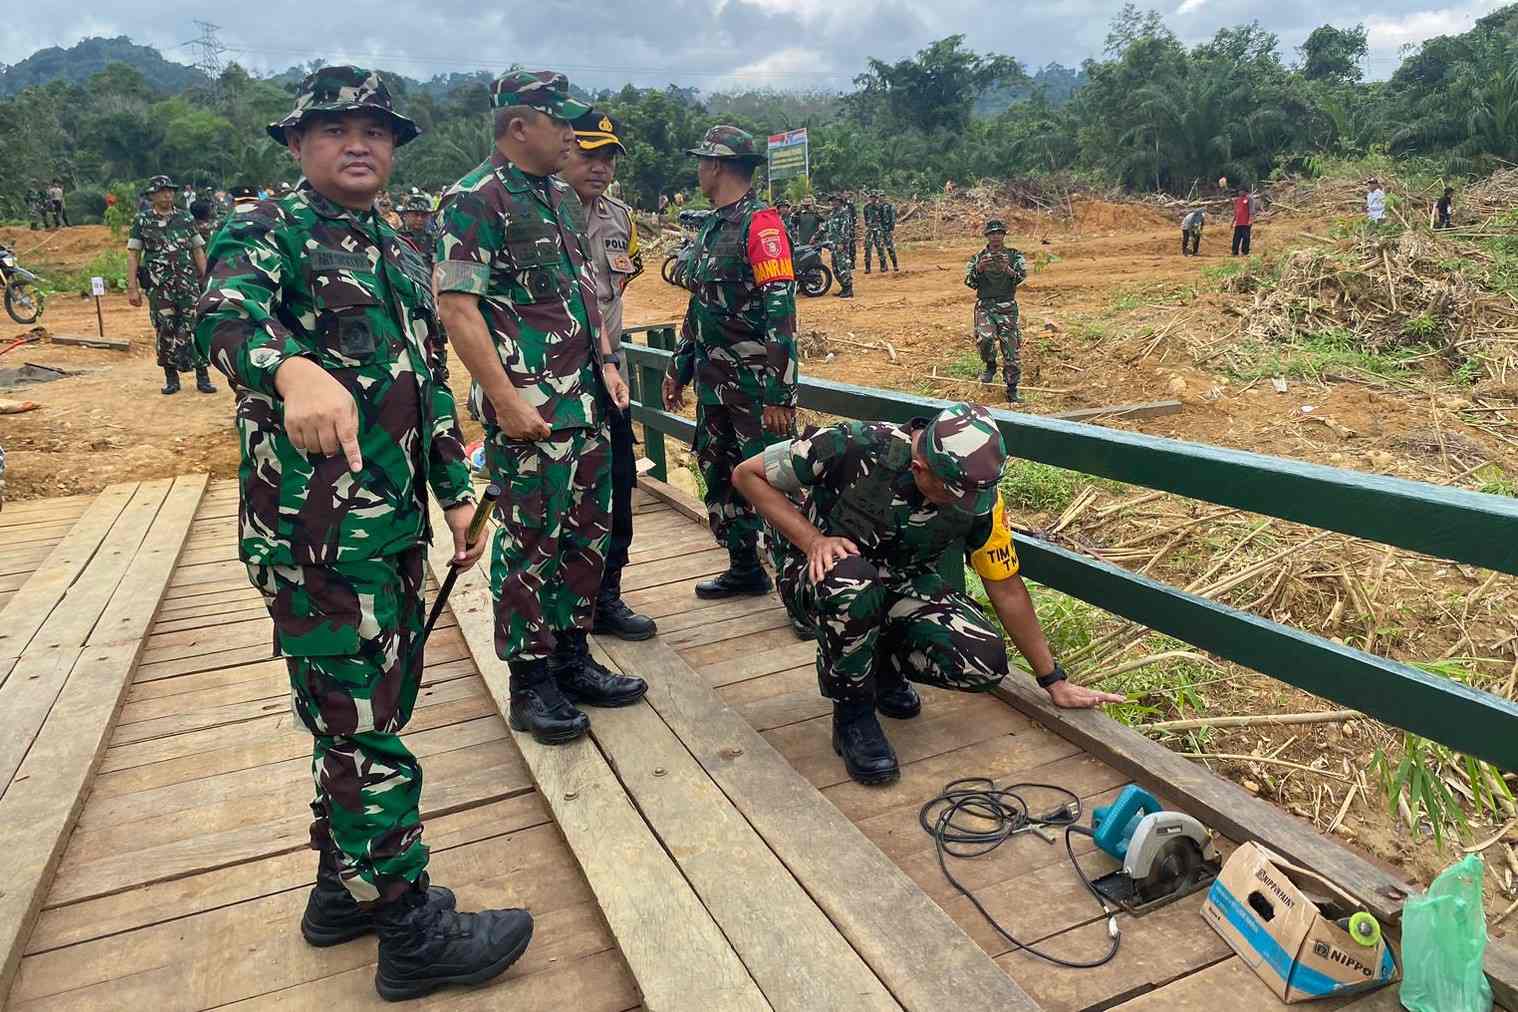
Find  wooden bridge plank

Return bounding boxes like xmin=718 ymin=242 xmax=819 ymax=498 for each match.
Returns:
xmin=422 ymin=505 xmax=771 ymax=1012
xmin=600 ymin=635 xmax=1040 ymax=1012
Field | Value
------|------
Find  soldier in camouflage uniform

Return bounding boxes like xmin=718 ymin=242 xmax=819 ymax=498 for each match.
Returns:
xmin=396 ymin=193 xmax=436 ymax=272
xmin=128 ymin=175 xmax=214 ymax=395
xmin=966 ymin=220 xmax=1028 ymax=403
xmin=862 ymin=191 xmax=885 ymax=274
xmin=661 ymin=125 xmax=800 ymax=600
xmin=195 ymin=65 xmax=533 ymax=1002
xmin=792 ymin=197 xmax=823 ymax=246
xmin=825 ymin=193 xmax=855 ymax=298
xmin=878 ymin=191 xmax=900 ymax=270
xmin=733 ymin=402 xmax=1123 ymax=784
xmin=845 ymin=190 xmax=861 ymax=272
xmin=436 ymin=70 xmax=646 ymax=747
xmin=26 ymin=182 xmax=47 ymax=230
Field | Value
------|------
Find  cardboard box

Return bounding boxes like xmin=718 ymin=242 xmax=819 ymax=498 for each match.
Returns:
xmin=1201 ymin=842 xmax=1398 ymax=1003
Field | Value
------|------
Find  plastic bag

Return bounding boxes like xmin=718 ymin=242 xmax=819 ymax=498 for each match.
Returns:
xmin=1399 ymin=854 xmax=1492 ymax=1012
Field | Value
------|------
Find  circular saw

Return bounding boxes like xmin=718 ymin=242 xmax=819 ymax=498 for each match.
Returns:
xmin=1089 ymin=786 xmax=1222 ymax=915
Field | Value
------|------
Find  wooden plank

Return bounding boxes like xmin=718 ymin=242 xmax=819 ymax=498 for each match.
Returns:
xmin=682 ymin=629 xmax=815 ymax=685
xmin=1106 ymin=955 xmax=1403 ymax=1010
xmin=0 ymin=495 xmax=91 ymax=526
xmin=600 ymin=635 xmax=1040 ymax=1011
xmin=0 ymin=475 xmax=207 ymax=1002
xmin=0 ymin=483 xmax=137 ymax=662
xmin=1051 ymin=400 xmax=1183 ymax=422
xmin=620 ymin=546 xmax=728 ymax=593
xmin=1015 ymin=535 xmax=1518 ymax=770
xmin=0 ymin=648 xmax=80 ymax=797
xmin=995 ymin=677 xmax=1415 ymax=924
xmin=423 ymin=504 xmax=770 ymax=1012
xmin=89 ymin=475 xmax=210 ymax=647
xmin=48 ymin=333 xmax=130 ymax=350
xmin=637 ymin=474 xmax=706 ymax=524
xmin=585 ymin=644 xmax=899 ymax=1009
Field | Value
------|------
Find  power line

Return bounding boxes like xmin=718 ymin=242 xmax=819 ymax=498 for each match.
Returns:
xmin=184 ymin=20 xmax=229 ymax=80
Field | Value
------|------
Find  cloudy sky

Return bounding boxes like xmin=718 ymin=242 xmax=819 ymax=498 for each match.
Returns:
xmin=3 ymin=0 xmax=1510 ymax=91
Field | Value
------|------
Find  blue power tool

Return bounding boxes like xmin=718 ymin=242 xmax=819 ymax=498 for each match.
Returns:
xmin=1088 ymin=785 xmax=1221 ymax=914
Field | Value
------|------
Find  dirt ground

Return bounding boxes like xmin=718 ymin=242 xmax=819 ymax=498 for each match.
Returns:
xmin=3 ymin=206 xmax=1514 ymax=907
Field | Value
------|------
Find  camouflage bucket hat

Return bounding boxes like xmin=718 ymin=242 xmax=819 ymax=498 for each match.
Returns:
xmin=266 ymin=65 xmax=420 ymax=147
xmin=146 ymin=174 xmax=176 ymax=193
xmin=492 ymin=70 xmax=591 ymax=121
xmin=984 ymin=219 xmax=1008 ymax=236
xmin=399 ymin=194 xmax=432 ymax=213
xmin=922 ymin=402 xmax=1007 ymax=514
xmin=688 ymin=125 xmax=767 ymax=166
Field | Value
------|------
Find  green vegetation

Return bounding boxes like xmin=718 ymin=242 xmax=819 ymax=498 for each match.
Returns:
xmin=36 ymin=249 xmax=129 ymax=294
xmin=999 ymin=459 xmax=1118 ymax=513
xmin=1225 ymin=329 xmax=1433 ymax=384
xmin=1373 ymin=732 xmax=1514 ymax=849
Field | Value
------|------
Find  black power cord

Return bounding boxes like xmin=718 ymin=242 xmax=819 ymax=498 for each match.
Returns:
xmin=919 ymin=777 xmax=1121 ymax=969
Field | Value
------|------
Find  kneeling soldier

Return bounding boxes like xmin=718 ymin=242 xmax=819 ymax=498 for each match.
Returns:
xmin=733 ymin=402 xmax=1122 ymax=785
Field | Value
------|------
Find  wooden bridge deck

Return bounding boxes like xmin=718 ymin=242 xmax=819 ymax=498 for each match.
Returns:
xmin=0 ymin=476 xmax=1446 ymax=1010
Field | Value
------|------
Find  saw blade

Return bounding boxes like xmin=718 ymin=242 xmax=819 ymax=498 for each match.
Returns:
xmin=1134 ymin=837 xmax=1204 ymax=902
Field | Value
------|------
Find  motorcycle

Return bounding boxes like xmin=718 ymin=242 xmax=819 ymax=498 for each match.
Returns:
xmin=661 ymin=209 xmax=711 ymax=288
xmin=0 ymin=245 xmax=45 ymax=325
xmin=793 ymin=240 xmax=834 ymax=298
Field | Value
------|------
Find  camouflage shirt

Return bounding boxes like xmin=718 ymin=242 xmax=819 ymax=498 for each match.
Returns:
xmin=434 ymin=150 xmax=604 ymax=432
xmin=667 ymin=189 xmax=798 ymax=407
xmin=825 ymin=206 xmax=854 ymax=245
xmin=763 ymin=419 xmax=1018 ymax=596
xmin=195 ymin=182 xmax=472 ymax=567
xmin=863 ymin=203 xmax=883 ymax=229
xmin=880 ymin=201 xmax=896 ymax=232
xmin=397 ymin=227 xmax=434 ymax=277
xmin=127 ymin=209 xmax=204 ymax=292
xmin=965 ymin=247 xmax=1028 ymax=303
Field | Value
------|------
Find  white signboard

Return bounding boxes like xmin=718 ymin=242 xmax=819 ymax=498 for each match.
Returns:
xmin=90 ymin=276 xmax=106 ymax=297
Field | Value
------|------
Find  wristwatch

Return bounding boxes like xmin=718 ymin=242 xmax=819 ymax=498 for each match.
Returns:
xmin=1036 ymin=661 xmax=1067 ymax=689
xmin=602 ymin=352 xmax=623 ymax=367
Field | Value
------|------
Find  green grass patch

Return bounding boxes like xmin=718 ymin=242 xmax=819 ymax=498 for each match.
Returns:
xmin=945 ymin=349 xmax=987 ymax=380
xmin=36 ymin=249 xmax=131 ymax=295
xmin=999 ymin=458 xmax=1123 ymax=514
xmin=1225 ymin=328 xmax=1431 ymax=384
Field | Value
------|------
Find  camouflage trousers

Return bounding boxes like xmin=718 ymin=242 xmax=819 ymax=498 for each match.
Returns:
xmin=864 ymin=227 xmax=897 ymax=270
xmin=694 ymin=399 xmax=786 ymax=555
xmin=485 ymin=425 xmax=612 ymax=662
xmin=248 ymin=549 xmax=429 ymax=906
xmin=975 ymin=298 xmax=1021 ymax=390
xmin=775 ymin=551 xmax=1008 ymax=703
xmin=830 ymin=243 xmax=854 ymax=288
xmin=147 ymin=284 xmax=204 ymax=371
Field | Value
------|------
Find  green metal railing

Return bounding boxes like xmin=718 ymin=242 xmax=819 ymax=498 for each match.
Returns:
xmin=620 ymin=324 xmax=1518 ymax=769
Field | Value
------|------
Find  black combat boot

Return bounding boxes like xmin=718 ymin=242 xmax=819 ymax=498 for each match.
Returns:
xmin=592 ymin=574 xmax=657 ymax=640
xmin=1006 ymin=385 xmax=1022 ymax=404
xmin=835 ymin=283 xmax=854 ymax=299
xmin=977 ymin=365 xmax=996 ymax=385
xmin=194 ymin=365 xmax=217 ymax=394
xmin=790 ymin=612 xmax=818 ymax=641
xmin=832 ymin=701 xmax=900 ymax=785
xmin=302 ymin=848 xmax=456 ymax=947
xmin=875 ymin=676 xmax=922 ymax=720
xmin=889 ymin=251 xmax=899 ymax=270
xmin=551 ymin=630 xmax=647 ymax=707
xmin=507 ymin=659 xmax=589 ymax=744
xmin=161 ymin=367 xmax=181 ymax=395
xmin=694 ymin=544 xmax=773 ymax=600
xmin=373 ymin=880 xmax=533 ymax=1002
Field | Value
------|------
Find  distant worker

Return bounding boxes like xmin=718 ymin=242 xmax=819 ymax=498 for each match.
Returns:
xmin=965 ymin=220 xmax=1027 ymax=403
xmin=793 ymin=196 xmax=823 ymax=245
xmin=661 ymin=125 xmax=799 ymax=603
xmin=826 ymin=193 xmax=855 ymax=298
xmin=731 ymin=402 xmax=1123 ymax=785
xmin=46 ymin=179 xmax=68 ymax=228
xmin=1366 ymin=178 xmax=1386 ymax=226
xmin=1435 ymin=187 xmax=1455 ymax=230
xmin=846 ymin=190 xmax=861 ymax=272
xmin=862 ymin=191 xmax=883 ymax=273
xmin=26 ymin=181 xmax=47 ymax=230
xmin=395 ymin=193 xmax=435 ymax=272
xmin=1181 ymin=207 xmax=1205 ymax=256
xmin=128 ymin=175 xmax=213 ymax=396
xmin=1231 ymin=185 xmax=1257 ymax=256
xmin=878 ymin=190 xmax=900 ymax=271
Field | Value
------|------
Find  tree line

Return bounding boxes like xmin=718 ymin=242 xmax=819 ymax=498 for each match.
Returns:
xmin=1 ymin=2 xmax=1515 ymax=224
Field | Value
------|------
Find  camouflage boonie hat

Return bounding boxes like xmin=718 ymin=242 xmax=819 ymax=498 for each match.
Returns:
xmin=984 ymin=219 xmax=1008 ymax=235
xmin=491 ymin=70 xmax=591 ymax=120
xmin=146 ymin=175 xmax=176 ymax=193
xmin=688 ymin=125 xmax=766 ymax=166
xmin=266 ymin=65 xmax=420 ymax=147
xmin=922 ymin=402 xmax=1007 ymax=514
xmin=399 ymin=193 xmax=432 ymax=213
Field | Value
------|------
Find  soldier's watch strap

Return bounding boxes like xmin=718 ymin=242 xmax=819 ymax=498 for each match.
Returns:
xmin=602 ymin=352 xmax=623 ymax=367
xmin=1036 ymin=661 xmax=1067 ymax=689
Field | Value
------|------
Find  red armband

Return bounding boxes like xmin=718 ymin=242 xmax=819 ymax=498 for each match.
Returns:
xmin=747 ymin=208 xmax=794 ymax=284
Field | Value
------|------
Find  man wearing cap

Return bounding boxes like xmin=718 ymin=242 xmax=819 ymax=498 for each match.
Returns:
xmin=396 ymin=193 xmax=436 ymax=271
xmin=733 ymin=402 xmax=1123 ymax=784
xmin=825 ymin=193 xmax=855 ymax=298
xmin=660 ymin=125 xmax=800 ymax=600
xmin=878 ymin=190 xmax=900 ymax=271
xmin=129 ymin=175 xmax=213 ymax=395
xmin=560 ymin=108 xmax=658 ymax=642
xmin=966 ymin=220 xmax=1028 ymax=403
xmin=195 ymin=65 xmax=533 ymax=1001
xmin=436 ymin=71 xmax=647 ymax=747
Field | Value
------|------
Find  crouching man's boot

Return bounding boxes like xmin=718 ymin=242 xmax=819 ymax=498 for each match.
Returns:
xmin=694 ymin=542 xmax=772 ymax=600
xmin=302 ymin=847 xmax=455 ymax=947
xmin=374 ymin=879 xmax=533 ymax=1001
xmin=552 ymin=629 xmax=647 ymax=707
xmin=831 ymin=701 xmax=900 ymax=785
xmin=874 ymin=672 xmax=922 ymax=720
xmin=593 ymin=570 xmax=657 ymax=640
xmin=194 ymin=365 xmax=218 ymax=393
xmin=507 ymin=658 xmax=589 ymax=744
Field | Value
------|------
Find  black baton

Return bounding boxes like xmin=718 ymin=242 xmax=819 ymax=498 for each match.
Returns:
xmin=414 ymin=483 xmax=501 ymax=665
